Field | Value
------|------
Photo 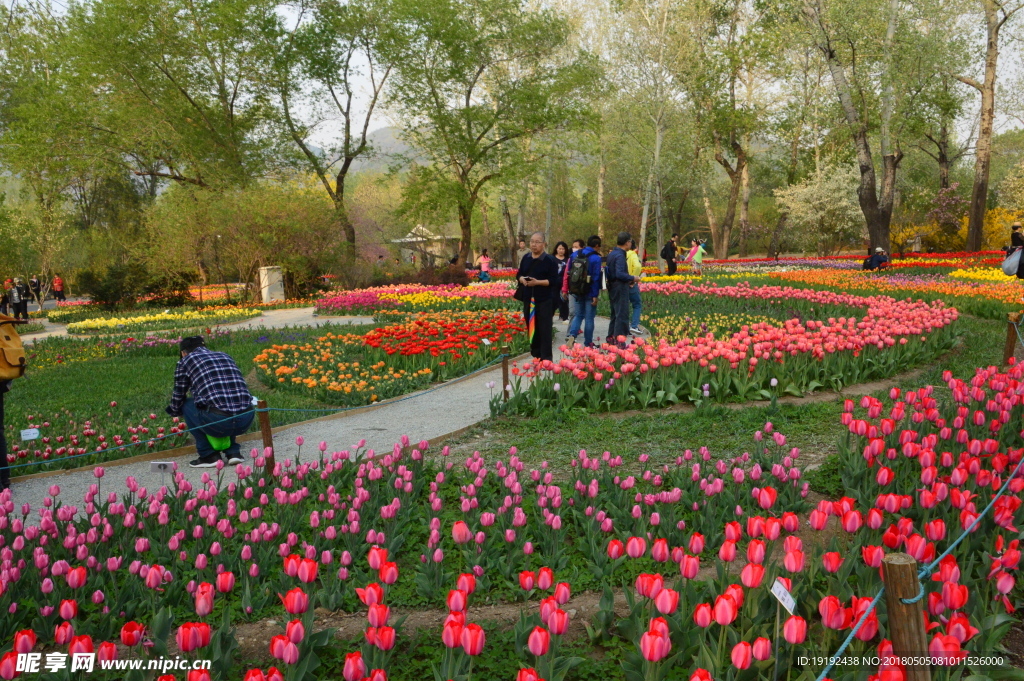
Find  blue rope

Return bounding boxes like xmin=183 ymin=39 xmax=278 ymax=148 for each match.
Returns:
xmin=815 ymin=450 xmax=1024 ymax=680
xmin=7 ymin=354 xmax=511 ymax=472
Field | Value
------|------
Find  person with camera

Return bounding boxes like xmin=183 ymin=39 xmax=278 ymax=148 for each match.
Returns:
xmin=166 ymin=336 xmax=255 ymax=468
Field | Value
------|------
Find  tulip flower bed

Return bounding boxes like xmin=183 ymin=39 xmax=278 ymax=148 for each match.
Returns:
xmin=767 ymin=269 xmax=1022 ymax=320
xmin=0 ymin=357 xmax=1021 ymax=680
xmin=507 ymin=281 xmax=959 ymax=413
xmin=65 ymin=309 xmax=262 ymax=334
xmin=254 ymin=311 xmax=528 ymax=406
xmin=314 ymin=284 xmax=516 ymax=316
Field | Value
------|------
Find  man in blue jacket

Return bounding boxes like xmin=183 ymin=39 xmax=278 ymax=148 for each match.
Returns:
xmin=605 ymin=232 xmax=640 ymax=346
xmin=566 ymin=235 xmax=603 ymax=347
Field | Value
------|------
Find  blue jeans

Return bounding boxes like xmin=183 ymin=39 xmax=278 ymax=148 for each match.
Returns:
xmin=567 ymin=296 xmax=598 ymax=346
xmin=182 ymin=398 xmax=255 ymax=460
xmin=629 ymin=284 xmax=642 ymax=328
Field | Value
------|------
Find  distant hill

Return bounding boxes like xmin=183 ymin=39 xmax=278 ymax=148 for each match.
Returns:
xmin=351 ymin=126 xmax=414 ymax=173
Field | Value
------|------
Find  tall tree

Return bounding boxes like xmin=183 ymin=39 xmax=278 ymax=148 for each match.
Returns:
xmin=388 ymin=0 xmax=601 ymax=264
xmin=262 ymin=0 xmax=400 ymax=264
xmin=955 ymin=0 xmax=1023 ymax=250
xmin=801 ymin=0 xmax=942 ymax=251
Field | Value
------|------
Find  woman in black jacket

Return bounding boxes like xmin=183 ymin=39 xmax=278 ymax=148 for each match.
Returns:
xmin=1011 ymin=223 xmax=1024 ymax=279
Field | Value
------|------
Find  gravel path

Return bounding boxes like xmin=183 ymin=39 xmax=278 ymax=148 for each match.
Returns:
xmin=11 ymin=313 xmax=627 ymax=512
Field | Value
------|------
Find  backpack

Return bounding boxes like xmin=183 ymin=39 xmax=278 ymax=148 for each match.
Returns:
xmin=0 ymin=315 xmax=26 ymax=381
xmin=862 ymin=257 xmax=872 ymax=270
xmin=660 ymin=242 xmax=675 ymax=260
xmin=568 ymin=254 xmax=591 ymax=296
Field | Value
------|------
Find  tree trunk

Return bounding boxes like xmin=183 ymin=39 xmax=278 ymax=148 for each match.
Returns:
xmin=937 ymin=121 xmax=951 ymax=190
xmin=711 ymin=138 xmax=747 ymax=259
xmin=655 ymin=179 xmax=665 ymax=264
xmin=458 ymin=201 xmax=474 ymax=265
xmin=545 ymin=157 xmax=553 ymax=245
xmin=480 ymin=198 xmax=491 ymax=251
xmin=597 ymin=154 xmax=606 ymax=244
xmin=739 ymin=162 xmax=750 ymax=257
xmin=965 ymin=3 xmax=1001 ymax=252
xmin=702 ymin=183 xmax=719 ymax=248
xmin=640 ymin=122 xmax=664 ymax=263
xmin=499 ymin=196 xmax=516 ymax=263
xmin=805 ymin=0 xmax=891 ymax=251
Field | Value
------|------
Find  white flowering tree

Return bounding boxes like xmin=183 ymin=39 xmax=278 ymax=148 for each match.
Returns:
xmin=773 ymin=165 xmax=866 ymax=256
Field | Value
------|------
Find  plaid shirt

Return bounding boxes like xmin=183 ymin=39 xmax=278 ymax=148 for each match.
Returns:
xmin=168 ymin=347 xmax=252 ymax=416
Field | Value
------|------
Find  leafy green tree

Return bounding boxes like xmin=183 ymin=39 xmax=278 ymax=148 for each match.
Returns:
xmin=388 ymin=0 xmax=602 ymax=263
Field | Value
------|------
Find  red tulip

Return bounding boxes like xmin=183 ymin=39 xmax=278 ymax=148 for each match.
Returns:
xmin=356 ymin=583 xmax=384 ymax=606
xmin=297 ymin=558 xmax=318 ymax=583
xmin=862 ymin=546 xmax=884 ymax=568
xmin=68 ymin=635 xmax=94 ymax=655
xmin=654 ymin=588 xmax=679 ymax=615
xmin=519 ymin=570 xmax=535 ymax=590
xmin=517 ymin=669 xmax=541 ymax=681
xmin=367 ymin=671 xmax=387 ymax=681
xmin=447 ymin=589 xmax=467 ymax=612
xmin=0 ymin=652 xmax=18 ymax=681
xmin=731 ymin=641 xmax=752 ymax=669
xmin=929 ymin=634 xmax=967 ymax=665
xmin=713 ymin=594 xmax=738 ymax=626
xmin=651 ymin=538 xmax=670 ymax=562
xmin=842 ymin=510 xmax=863 ymax=533
xmin=680 ymin=554 xmax=700 ymax=579
xmin=442 ymin=619 xmax=463 ymax=648
xmin=176 ymin=623 xmax=211 ymax=652
xmin=66 ymin=566 xmax=87 ymax=589
xmin=188 ymin=671 xmax=213 ymax=681
xmin=54 ymin=622 xmax=74 ymax=646
xmin=639 ymin=630 xmax=671 ymax=662
xmin=819 ymin=596 xmax=850 ymax=630
xmin=752 ymin=637 xmax=772 ymax=661
xmin=120 ymin=622 xmax=144 ymax=647
xmin=537 ymin=567 xmax=554 ymax=590
xmin=821 ymin=552 xmax=843 ymax=573
xmin=942 ymin=581 xmax=968 ymax=610
xmin=553 ymin=582 xmax=571 ymax=605
xmin=783 ymin=550 xmax=804 ymax=573
xmin=725 ymin=584 xmax=745 ymax=609
xmin=343 ymin=653 xmax=367 ymax=681
xmin=195 ymin=582 xmax=214 ymax=617
xmin=283 ymin=554 xmax=301 ymax=577
xmin=718 ymin=541 xmax=737 ymax=562
xmin=758 ymin=487 xmax=777 ymax=509
xmin=741 ymin=563 xmax=765 ymax=588
xmin=925 ymin=519 xmax=946 ymax=542
xmin=373 ymin=626 xmax=396 ymax=651
xmin=635 ymin=573 xmax=664 ymax=599
xmin=688 ymin=533 xmax=705 ymax=554
xmin=539 ymin=596 xmax=558 ymax=625
xmin=286 ymin=619 xmax=305 ymax=644
xmin=216 ymin=571 xmax=235 ymax=594
xmin=690 ymin=669 xmax=712 ymax=681
xmin=747 ymin=540 xmax=766 ymax=564
xmin=461 ymin=623 xmax=485 ymax=655
xmin=368 ymin=604 xmax=390 ymax=628
xmin=280 ymin=588 xmax=308 ymax=614
xmin=548 ymin=609 xmax=569 ymax=635
xmin=13 ymin=629 xmax=37 ymax=654
xmin=626 ymin=536 xmax=647 ymax=558
xmin=527 ymin=626 xmax=550 ymax=656
xmin=367 ymin=547 xmax=388 ymax=570
xmin=97 ymin=641 xmax=117 ymax=662
xmin=59 ymin=599 xmax=78 ymax=620
xmin=457 ymin=573 xmax=477 ymax=595
xmin=452 ymin=521 xmax=472 ymax=544
xmin=945 ymin=613 xmax=979 ymax=643
xmin=243 ymin=670 xmax=266 ymax=681
xmin=693 ymin=603 xmax=712 ymax=628
xmin=783 ymin=615 xmax=806 ymax=644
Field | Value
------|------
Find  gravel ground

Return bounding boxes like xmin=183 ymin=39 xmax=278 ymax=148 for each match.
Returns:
xmin=11 ymin=314 xmax=629 ymax=512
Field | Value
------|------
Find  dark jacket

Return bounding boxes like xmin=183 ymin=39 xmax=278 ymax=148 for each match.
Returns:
xmin=571 ymin=247 xmax=604 ymax=300
xmin=605 ymin=247 xmax=632 ymax=284
xmin=865 ymin=253 xmax=889 ymax=271
xmin=515 ymin=252 xmax=560 ymax=304
xmin=1012 ymin=231 xmax=1024 ymax=248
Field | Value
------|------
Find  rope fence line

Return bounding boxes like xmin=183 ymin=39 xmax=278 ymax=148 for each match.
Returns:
xmin=814 ymin=451 xmax=1024 ymax=681
xmin=4 ymin=353 xmax=512 ymax=473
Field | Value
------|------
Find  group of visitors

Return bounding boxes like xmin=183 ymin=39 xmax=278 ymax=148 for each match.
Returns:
xmin=661 ymin=233 xmax=708 ymax=274
xmin=514 ymin=230 xmax=648 ymax=361
xmin=0 ymin=274 xmax=64 ymax=319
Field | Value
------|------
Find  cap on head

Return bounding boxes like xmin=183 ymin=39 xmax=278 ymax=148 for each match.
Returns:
xmin=179 ymin=336 xmax=206 ymax=354
xmin=875 ymin=247 xmax=883 ymax=252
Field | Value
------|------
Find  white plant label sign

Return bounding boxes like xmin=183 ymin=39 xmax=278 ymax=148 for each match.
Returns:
xmin=771 ymin=578 xmax=796 ymax=615
xmin=20 ymin=428 xmax=39 ymax=441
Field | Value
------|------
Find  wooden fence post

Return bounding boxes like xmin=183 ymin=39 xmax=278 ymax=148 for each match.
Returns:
xmin=882 ymin=553 xmax=931 ymax=681
xmin=1003 ymin=312 xmax=1021 ymax=366
xmin=501 ymin=345 xmax=510 ymax=402
xmin=256 ymin=399 xmax=275 ymax=471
